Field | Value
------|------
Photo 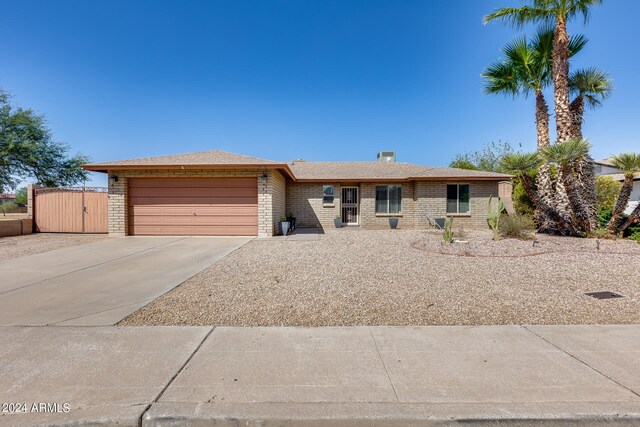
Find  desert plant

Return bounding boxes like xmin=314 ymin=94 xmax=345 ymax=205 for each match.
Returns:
xmin=499 ymin=213 xmax=535 ymax=240
xmin=0 ymin=201 xmax=17 ymax=216
xmin=590 ymin=227 xmax=617 ymax=240
xmin=443 ymin=217 xmax=454 ymax=244
xmin=487 ymin=195 xmax=506 ymax=240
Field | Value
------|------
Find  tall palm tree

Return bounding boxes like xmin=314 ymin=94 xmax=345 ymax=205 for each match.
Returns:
xmin=484 ymin=0 xmax=604 ymax=144
xmin=482 ymin=27 xmax=586 ymax=231
xmin=500 ymin=152 xmax=577 ymax=235
xmin=607 ymin=153 xmax=640 ymax=233
xmin=540 ymin=139 xmax=593 ymax=232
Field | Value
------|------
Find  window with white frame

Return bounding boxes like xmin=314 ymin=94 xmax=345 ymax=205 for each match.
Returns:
xmin=446 ymin=184 xmax=470 ymax=214
xmin=322 ymin=185 xmax=334 ymax=204
xmin=375 ymin=185 xmax=401 ymax=214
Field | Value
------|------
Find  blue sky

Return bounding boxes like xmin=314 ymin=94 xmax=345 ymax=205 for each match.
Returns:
xmin=1 ymin=0 xmax=638 ymax=186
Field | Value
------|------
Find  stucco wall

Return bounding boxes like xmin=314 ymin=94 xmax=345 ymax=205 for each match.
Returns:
xmin=107 ymin=168 xmax=279 ymax=237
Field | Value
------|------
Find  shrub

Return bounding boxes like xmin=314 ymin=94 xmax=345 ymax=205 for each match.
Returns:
xmin=596 ymin=175 xmax=623 ymax=212
xmin=597 ymin=207 xmax=613 ymax=228
xmin=499 ymin=213 xmax=535 ymax=240
xmin=0 ymin=201 xmax=18 ymax=215
xmin=590 ymin=227 xmax=617 ymax=240
xmin=629 ymin=232 xmax=640 ymax=244
xmin=512 ymin=177 xmax=535 ymax=216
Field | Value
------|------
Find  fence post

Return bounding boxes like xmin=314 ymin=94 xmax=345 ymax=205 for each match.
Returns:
xmin=27 ymin=184 xmax=42 ymax=232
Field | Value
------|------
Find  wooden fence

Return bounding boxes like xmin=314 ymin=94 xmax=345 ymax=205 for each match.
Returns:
xmin=33 ymin=187 xmax=108 ymax=233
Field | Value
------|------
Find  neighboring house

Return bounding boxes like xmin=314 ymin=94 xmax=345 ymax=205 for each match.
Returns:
xmin=0 ymin=194 xmax=16 ymax=204
xmin=83 ymin=150 xmax=511 ymax=237
xmin=594 ymin=158 xmax=640 ymax=215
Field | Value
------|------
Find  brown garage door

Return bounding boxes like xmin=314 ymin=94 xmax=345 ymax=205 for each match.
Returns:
xmin=128 ymin=177 xmax=258 ymax=236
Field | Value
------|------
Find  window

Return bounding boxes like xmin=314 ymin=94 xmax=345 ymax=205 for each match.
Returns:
xmin=322 ymin=185 xmax=334 ymax=205
xmin=375 ymin=185 xmax=402 ymax=214
xmin=446 ymin=184 xmax=470 ymax=214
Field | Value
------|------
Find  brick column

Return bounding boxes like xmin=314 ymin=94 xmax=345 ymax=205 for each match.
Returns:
xmin=107 ymin=173 xmax=127 ymax=236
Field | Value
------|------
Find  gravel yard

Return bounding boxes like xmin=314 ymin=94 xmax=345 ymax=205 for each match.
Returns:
xmin=120 ymin=228 xmax=640 ymax=326
xmin=0 ymin=233 xmax=108 ymax=261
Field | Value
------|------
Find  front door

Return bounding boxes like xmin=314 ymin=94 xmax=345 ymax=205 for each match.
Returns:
xmin=341 ymin=187 xmax=359 ymax=225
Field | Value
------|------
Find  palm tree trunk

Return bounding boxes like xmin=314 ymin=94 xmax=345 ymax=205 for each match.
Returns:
xmin=608 ymin=173 xmax=634 ymax=233
xmin=558 ymin=163 xmax=591 ymax=233
xmin=519 ymin=173 xmax=577 ymax=236
xmin=553 ymin=17 xmax=572 ymax=143
xmin=534 ymin=90 xmax=555 ymax=232
xmin=568 ymin=96 xmax=597 ymax=231
xmin=618 ymin=203 xmax=639 ymax=233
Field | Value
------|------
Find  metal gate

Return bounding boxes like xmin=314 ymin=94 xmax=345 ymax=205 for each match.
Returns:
xmin=341 ymin=187 xmax=359 ymax=225
xmin=33 ymin=187 xmax=108 ymax=233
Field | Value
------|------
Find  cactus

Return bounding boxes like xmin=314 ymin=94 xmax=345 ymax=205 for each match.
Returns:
xmin=487 ymin=195 xmax=505 ymax=241
xmin=443 ymin=217 xmax=454 ymax=244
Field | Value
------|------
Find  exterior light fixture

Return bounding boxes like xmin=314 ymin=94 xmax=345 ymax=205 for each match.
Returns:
xmin=108 ymin=175 xmax=118 ymax=185
xmin=261 ymin=173 xmax=268 ymax=181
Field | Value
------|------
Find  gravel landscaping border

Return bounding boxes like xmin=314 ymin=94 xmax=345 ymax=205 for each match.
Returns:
xmin=120 ymin=228 xmax=640 ymax=326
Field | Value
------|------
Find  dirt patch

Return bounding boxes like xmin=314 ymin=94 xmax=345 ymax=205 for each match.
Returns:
xmin=120 ymin=229 xmax=640 ymax=326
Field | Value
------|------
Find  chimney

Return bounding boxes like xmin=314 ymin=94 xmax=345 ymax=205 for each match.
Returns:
xmin=377 ymin=151 xmax=396 ymax=162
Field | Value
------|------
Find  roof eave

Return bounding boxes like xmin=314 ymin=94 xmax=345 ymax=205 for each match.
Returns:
xmin=83 ymin=163 xmax=296 ymax=180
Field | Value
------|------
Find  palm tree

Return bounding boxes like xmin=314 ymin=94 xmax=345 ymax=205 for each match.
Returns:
xmin=484 ymin=0 xmax=604 ymax=144
xmin=500 ymin=152 xmax=577 ymax=235
xmin=540 ymin=139 xmax=593 ymax=232
xmin=607 ymin=153 xmax=640 ymax=233
xmin=482 ymin=27 xmax=586 ymax=231
xmin=569 ymin=67 xmax=613 ymax=138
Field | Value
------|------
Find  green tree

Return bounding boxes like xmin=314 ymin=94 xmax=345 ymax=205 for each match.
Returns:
xmin=0 ymin=90 xmax=89 ymax=192
xmin=0 ymin=201 xmax=17 ymax=216
xmin=14 ymin=186 xmax=27 ymax=205
xmin=449 ymin=141 xmax=515 ymax=173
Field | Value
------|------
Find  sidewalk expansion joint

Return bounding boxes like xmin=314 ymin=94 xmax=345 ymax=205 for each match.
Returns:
xmin=521 ymin=325 xmax=640 ymax=400
xmin=139 ymin=326 xmax=216 ymax=425
xmin=368 ymin=327 xmax=399 ymax=402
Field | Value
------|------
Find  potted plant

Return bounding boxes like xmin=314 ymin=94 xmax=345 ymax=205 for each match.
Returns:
xmin=286 ymin=213 xmax=296 ymax=232
xmin=334 ymin=215 xmax=342 ymax=228
xmin=280 ymin=216 xmax=290 ymax=236
xmin=389 ymin=216 xmax=399 ymax=229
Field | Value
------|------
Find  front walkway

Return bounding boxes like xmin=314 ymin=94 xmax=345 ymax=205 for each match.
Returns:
xmin=1 ymin=325 xmax=639 ymax=426
xmin=0 ymin=236 xmax=251 ymax=326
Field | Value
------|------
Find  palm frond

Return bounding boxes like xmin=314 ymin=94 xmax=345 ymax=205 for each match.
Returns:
xmin=540 ymin=138 xmax=591 ymax=165
xmin=500 ymin=152 xmax=540 ymax=174
xmin=483 ymin=6 xmax=552 ymax=27
xmin=482 ymin=62 xmax=519 ymax=97
xmin=610 ymin=153 xmax=640 ymax=173
xmin=569 ymin=67 xmax=613 ymax=107
xmin=568 ymin=33 xmax=588 ymax=57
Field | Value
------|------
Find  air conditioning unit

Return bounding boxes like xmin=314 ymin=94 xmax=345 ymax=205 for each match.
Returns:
xmin=377 ymin=151 xmax=396 ymax=162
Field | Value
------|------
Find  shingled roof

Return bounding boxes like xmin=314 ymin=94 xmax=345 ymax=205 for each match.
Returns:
xmin=84 ymin=150 xmax=511 ymax=181
xmin=288 ymin=161 xmax=511 ymax=181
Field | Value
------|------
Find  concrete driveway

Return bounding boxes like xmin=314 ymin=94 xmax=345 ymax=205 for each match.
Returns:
xmin=0 ymin=236 xmax=251 ymax=326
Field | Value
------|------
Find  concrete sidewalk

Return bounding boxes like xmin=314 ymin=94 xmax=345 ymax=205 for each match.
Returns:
xmin=1 ymin=325 xmax=639 ymax=426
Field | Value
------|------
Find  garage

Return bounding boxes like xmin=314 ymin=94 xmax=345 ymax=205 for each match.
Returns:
xmin=128 ymin=177 xmax=258 ymax=236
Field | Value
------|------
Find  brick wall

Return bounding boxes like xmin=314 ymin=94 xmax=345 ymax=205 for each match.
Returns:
xmin=286 ymin=180 xmax=499 ymax=230
xmin=286 ymin=182 xmax=341 ymax=228
xmin=414 ymin=180 xmax=499 ymax=229
xmin=359 ymin=182 xmax=416 ymax=228
xmin=269 ymin=170 xmax=287 ymax=235
xmin=107 ymin=168 xmax=278 ymax=237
